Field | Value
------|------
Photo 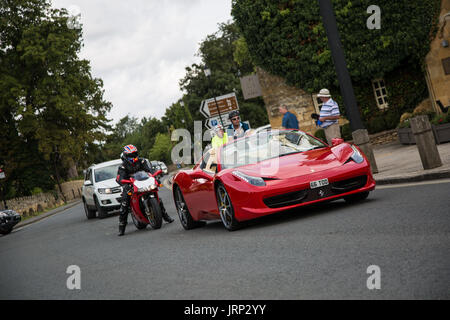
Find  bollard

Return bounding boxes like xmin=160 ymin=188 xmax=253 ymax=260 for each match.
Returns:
xmin=410 ymin=115 xmax=442 ymax=170
xmin=352 ymin=129 xmax=378 ymax=174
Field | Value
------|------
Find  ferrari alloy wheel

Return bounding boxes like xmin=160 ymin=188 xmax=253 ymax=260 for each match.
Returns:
xmin=174 ymin=186 xmax=205 ymax=230
xmin=216 ymin=183 xmax=241 ymax=231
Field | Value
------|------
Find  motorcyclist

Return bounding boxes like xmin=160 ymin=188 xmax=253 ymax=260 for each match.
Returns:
xmin=116 ymin=144 xmax=174 ymax=236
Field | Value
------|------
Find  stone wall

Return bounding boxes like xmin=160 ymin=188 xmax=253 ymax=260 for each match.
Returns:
xmin=256 ymin=67 xmax=348 ymax=135
xmin=1 ymin=180 xmax=83 ymax=216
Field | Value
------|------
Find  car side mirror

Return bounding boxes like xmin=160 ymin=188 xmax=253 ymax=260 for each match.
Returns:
xmin=83 ymin=180 xmax=93 ymax=186
xmin=191 ymin=170 xmax=214 ymax=181
xmin=332 ymin=138 xmax=344 ymax=146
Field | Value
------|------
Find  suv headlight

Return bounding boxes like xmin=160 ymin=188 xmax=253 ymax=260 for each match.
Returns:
xmin=98 ymin=188 xmax=112 ymax=194
xmin=232 ymin=171 xmax=266 ymax=186
xmin=350 ymin=145 xmax=364 ymax=164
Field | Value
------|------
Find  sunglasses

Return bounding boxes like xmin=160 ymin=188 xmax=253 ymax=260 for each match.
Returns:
xmin=231 ymin=117 xmax=240 ymax=121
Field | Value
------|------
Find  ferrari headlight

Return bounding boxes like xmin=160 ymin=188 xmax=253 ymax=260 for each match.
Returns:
xmin=350 ymin=145 xmax=364 ymax=164
xmin=98 ymin=188 xmax=112 ymax=194
xmin=232 ymin=171 xmax=266 ymax=186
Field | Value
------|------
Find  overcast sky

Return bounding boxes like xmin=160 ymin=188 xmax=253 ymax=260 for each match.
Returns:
xmin=51 ymin=0 xmax=233 ymax=124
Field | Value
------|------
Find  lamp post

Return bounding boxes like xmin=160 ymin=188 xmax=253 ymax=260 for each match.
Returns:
xmin=318 ymin=0 xmax=378 ymax=173
xmin=203 ymin=65 xmax=224 ymax=127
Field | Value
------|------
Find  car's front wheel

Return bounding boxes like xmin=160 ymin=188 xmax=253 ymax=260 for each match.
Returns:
xmin=216 ymin=183 xmax=242 ymax=231
xmin=94 ymin=197 xmax=108 ymax=219
xmin=83 ymin=199 xmax=96 ymax=219
xmin=174 ymin=186 xmax=205 ymax=230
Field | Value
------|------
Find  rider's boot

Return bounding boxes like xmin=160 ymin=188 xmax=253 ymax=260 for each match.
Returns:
xmin=160 ymin=201 xmax=174 ymax=223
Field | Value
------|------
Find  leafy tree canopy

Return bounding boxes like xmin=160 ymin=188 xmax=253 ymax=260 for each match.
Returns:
xmin=231 ymin=0 xmax=441 ymax=92
xmin=0 ymin=0 xmax=111 ymax=197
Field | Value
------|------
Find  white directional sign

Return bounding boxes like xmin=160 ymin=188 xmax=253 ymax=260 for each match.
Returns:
xmin=200 ymin=92 xmax=240 ymax=130
xmin=200 ymin=92 xmax=239 ymax=118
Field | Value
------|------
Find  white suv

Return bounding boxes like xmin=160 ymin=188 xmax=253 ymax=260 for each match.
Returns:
xmin=82 ymin=159 xmax=123 ymax=219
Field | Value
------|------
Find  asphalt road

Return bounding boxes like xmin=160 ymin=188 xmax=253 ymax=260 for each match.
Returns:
xmin=1 ymin=180 xmax=449 ymax=300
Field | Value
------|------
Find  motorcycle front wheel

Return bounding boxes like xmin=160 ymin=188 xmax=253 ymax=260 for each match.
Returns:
xmin=146 ymin=197 xmax=162 ymax=229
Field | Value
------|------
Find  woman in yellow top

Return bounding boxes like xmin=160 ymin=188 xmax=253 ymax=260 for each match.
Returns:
xmin=211 ymin=124 xmax=228 ymax=149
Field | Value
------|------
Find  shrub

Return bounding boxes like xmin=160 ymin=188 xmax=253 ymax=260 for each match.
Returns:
xmin=340 ymin=123 xmax=352 ymax=141
xmin=31 ymin=187 xmax=43 ymax=195
xmin=431 ymin=112 xmax=450 ymax=125
xmin=314 ymin=129 xmax=326 ymax=142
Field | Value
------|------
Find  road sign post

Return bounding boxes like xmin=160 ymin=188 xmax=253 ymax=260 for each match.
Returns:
xmin=200 ymin=92 xmax=240 ymax=130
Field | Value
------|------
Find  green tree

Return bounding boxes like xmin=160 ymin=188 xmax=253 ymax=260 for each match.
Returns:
xmin=148 ymin=133 xmax=172 ymax=164
xmin=0 ymin=0 xmax=111 ymax=198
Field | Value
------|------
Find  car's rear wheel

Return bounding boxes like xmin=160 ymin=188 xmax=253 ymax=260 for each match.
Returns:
xmin=216 ymin=183 xmax=241 ymax=231
xmin=344 ymin=191 xmax=370 ymax=203
xmin=84 ymin=199 xmax=96 ymax=219
xmin=174 ymin=186 xmax=205 ymax=230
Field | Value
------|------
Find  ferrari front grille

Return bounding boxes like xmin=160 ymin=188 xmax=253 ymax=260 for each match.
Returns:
xmin=331 ymin=175 xmax=367 ymax=193
xmin=263 ymin=190 xmax=308 ymax=208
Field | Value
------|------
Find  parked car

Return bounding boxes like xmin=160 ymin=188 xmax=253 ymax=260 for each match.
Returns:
xmin=147 ymin=160 xmax=167 ymax=177
xmin=158 ymin=161 xmax=168 ymax=175
xmin=0 ymin=209 xmax=21 ymax=235
xmin=82 ymin=159 xmax=123 ymax=219
xmin=172 ymin=129 xmax=375 ymax=231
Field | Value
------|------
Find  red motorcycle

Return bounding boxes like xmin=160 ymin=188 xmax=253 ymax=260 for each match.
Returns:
xmin=121 ymin=170 xmax=164 ymax=230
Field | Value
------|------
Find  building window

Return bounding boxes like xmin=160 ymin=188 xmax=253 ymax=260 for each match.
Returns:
xmin=372 ymin=79 xmax=389 ymax=110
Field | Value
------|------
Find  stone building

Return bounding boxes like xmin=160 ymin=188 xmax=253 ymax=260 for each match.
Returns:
xmin=252 ymin=0 xmax=449 ymax=134
xmin=255 ymin=67 xmax=348 ymax=136
xmin=425 ymin=0 xmax=450 ymax=114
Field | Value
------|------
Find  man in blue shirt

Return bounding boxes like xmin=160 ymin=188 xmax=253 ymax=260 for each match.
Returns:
xmin=317 ymin=88 xmax=341 ymax=145
xmin=279 ymin=105 xmax=299 ymax=130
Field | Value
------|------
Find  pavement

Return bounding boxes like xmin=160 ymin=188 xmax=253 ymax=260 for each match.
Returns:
xmin=372 ymin=141 xmax=450 ymax=185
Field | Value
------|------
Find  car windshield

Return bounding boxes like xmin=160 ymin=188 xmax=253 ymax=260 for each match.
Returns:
xmin=220 ymin=130 xmax=326 ymax=169
xmin=133 ymin=171 xmax=149 ymax=181
xmin=94 ymin=164 xmax=120 ymax=182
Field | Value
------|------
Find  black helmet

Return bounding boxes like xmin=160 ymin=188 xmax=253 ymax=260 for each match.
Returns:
xmin=228 ymin=110 xmax=240 ymax=119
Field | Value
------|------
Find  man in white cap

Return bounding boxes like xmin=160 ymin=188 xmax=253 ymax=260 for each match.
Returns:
xmin=211 ymin=124 xmax=228 ymax=149
xmin=317 ymin=88 xmax=341 ymax=145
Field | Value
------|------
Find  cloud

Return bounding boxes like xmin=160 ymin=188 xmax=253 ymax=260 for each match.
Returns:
xmin=51 ymin=0 xmax=232 ymax=123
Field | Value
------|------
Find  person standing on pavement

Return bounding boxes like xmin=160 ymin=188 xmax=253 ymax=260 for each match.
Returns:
xmin=317 ymin=88 xmax=342 ymax=145
xmin=278 ymin=105 xmax=299 ymax=130
xmin=227 ymin=110 xmax=249 ymax=140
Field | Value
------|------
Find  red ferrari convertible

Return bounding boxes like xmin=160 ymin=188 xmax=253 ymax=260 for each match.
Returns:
xmin=172 ymin=129 xmax=375 ymax=231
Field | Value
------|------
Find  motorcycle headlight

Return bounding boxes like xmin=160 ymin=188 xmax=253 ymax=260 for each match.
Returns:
xmin=98 ymin=188 xmax=112 ymax=194
xmin=350 ymin=145 xmax=364 ymax=164
xmin=232 ymin=171 xmax=266 ymax=186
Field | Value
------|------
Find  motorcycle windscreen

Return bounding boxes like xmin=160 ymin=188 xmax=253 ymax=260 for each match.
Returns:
xmin=133 ymin=171 xmax=149 ymax=181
